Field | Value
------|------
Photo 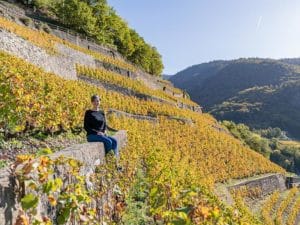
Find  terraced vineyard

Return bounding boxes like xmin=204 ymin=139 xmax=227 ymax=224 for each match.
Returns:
xmin=0 ymin=16 xmax=137 ymax=72
xmin=77 ymin=65 xmax=197 ymax=106
xmin=0 ymin=13 xmax=294 ymax=225
xmin=261 ymin=188 xmax=300 ymax=225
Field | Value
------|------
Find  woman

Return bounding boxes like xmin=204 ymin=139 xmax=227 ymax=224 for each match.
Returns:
xmin=84 ymin=94 xmax=119 ymax=157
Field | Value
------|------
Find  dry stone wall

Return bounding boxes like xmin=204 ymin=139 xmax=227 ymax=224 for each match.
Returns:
xmin=78 ymin=75 xmax=176 ymax=106
xmin=0 ymin=29 xmax=95 ymax=80
xmin=228 ymin=174 xmax=286 ymax=198
xmin=107 ymin=109 xmax=158 ymax=122
xmin=95 ymin=59 xmax=135 ymax=79
xmin=0 ymin=130 xmax=127 ymax=225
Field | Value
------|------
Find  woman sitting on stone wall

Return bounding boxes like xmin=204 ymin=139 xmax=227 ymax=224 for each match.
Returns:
xmin=84 ymin=94 xmax=119 ymax=158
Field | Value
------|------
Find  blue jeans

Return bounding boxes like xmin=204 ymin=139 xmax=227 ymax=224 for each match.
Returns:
xmin=87 ymin=134 xmax=118 ymax=157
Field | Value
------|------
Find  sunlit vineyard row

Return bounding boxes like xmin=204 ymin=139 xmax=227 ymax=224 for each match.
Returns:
xmin=0 ymin=16 xmax=137 ymax=72
xmin=0 ymin=51 xmax=204 ymax=134
xmin=286 ymin=195 xmax=300 ymax=225
xmin=230 ymin=193 xmax=262 ymax=225
xmin=261 ymin=191 xmax=280 ymax=225
xmin=106 ymin=115 xmax=283 ymax=223
xmin=274 ymin=188 xmax=298 ymax=225
xmin=77 ymin=65 xmax=198 ymax=107
xmin=261 ymin=188 xmax=300 ymax=225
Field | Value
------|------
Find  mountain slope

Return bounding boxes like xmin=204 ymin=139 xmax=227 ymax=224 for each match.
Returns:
xmin=170 ymin=58 xmax=300 ymax=139
xmin=0 ymin=14 xmax=285 ymax=224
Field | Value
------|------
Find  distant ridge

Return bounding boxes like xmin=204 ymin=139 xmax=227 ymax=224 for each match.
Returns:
xmin=162 ymin=74 xmax=173 ymax=80
xmin=170 ymin=58 xmax=300 ymax=139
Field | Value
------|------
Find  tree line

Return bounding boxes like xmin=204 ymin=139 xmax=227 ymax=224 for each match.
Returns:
xmin=19 ymin=0 xmax=164 ymax=76
xmin=222 ymin=120 xmax=300 ymax=173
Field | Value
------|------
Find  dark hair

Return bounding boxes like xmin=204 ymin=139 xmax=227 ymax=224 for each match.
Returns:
xmin=91 ymin=94 xmax=100 ymax=102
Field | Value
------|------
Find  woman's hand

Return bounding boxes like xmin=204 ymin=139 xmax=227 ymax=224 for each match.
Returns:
xmin=97 ymin=131 xmax=105 ymax=136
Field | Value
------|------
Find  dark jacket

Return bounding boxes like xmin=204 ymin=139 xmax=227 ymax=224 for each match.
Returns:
xmin=84 ymin=109 xmax=107 ymax=135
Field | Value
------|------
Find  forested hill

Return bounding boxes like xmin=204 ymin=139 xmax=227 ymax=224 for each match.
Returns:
xmin=17 ymin=0 xmax=163 ymax=76
xmin=170 ymin=58 xmax=300 ymax=139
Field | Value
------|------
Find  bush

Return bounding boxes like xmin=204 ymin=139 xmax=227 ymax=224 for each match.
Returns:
xmin=36 ymin=23 xmax=51 ymax=33
xmin=19 ymin=17 xmax=32 ymax=26
xmin=42 ymin=23 xmax=51 ymax=33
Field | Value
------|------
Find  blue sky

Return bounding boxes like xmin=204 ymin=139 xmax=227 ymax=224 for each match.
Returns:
xmin=107 ymin=0 xmax=300 ymax=74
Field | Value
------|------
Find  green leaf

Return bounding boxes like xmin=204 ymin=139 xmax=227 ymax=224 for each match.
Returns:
xmin=175 ymin=206 xmax=193 ymax=214
xmin=21 ymin=193 xmax=39 ymax=210
xmin=43 ymin=178 xmax=63 ymax=194
xmin=57 ymin=207 xmax=71 ymax=225
xmin=36 ymin=147 xmax=53 ymax=156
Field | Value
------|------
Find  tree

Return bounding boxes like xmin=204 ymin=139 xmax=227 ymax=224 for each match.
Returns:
xmin=23 ymin=0 xmax=164 ymax=76
xmin=55 ymin=0 xmax=97 ymax=36
xmin=149 ymin=47 xmax=164 ymax=76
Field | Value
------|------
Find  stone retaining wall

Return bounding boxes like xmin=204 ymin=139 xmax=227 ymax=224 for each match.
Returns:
xmin=95 ymin=59 xmax=136 ymax=79
xmin=107 ymin=109 xmax=158 ymax=122
xmin=177 ymin=102 xmax=202 ymax=113
xmin=0 ymin=130 xmax=127 ymax=225
xmin=78 ymin=75 xmax=203 ymax=114
xmin=0 ymin=29 xmax=96 ymax=80
xmin=50 ymin=28 xmax=118 ymax=58
xmin=228 ymin=174 xmax=286 ymax=198
xmin=78 ymin=75 xmax=176 ymax=106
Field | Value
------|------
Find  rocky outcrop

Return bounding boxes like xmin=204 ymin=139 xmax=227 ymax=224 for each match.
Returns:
xmin=0 ymin=130 xmax=127 ymax=225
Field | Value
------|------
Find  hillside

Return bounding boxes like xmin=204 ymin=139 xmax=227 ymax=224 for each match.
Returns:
xmin=170 ymin=58 xmax=300 ymax=139
xmin=0 ymin=3 xmax=297 ymax=225
xmin=222 ymin=121 xmax=300 ymax=174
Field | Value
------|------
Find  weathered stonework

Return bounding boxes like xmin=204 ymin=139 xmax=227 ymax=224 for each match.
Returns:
xmin=78 ymin=75 xmax=176 ymax=107
xmin=0 ymin=29 xmax=97 ymax=80
xmin=107 ymin=109 xmax=158 ymax=122
xmin=0 ymin=130 xmax=127 ymax=225
xmin=78 ymin=75 xmax=202 ymax=113
xmin=167 ymin=116 xmax=194 ymax=125
xmin=177 ymin=102 xmax=202 ymax=113
xmin=228 ymin=174 xmax=286 ymax=198
xmin=56 ymin=44 xmax=96 ymax=70
xmin=94 ymin=59 xmax=136 ymax=79
xmin=50 ymin=29 xmax=118 ymax=58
